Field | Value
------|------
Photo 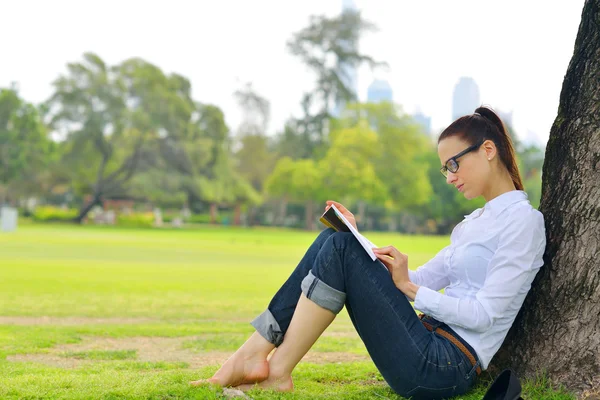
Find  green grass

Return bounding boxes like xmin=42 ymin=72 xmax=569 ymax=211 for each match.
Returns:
xmin=61 ymin=350 xmax=137 ymax=360
xmin=0 ymin=224 xmax=574 ymax=399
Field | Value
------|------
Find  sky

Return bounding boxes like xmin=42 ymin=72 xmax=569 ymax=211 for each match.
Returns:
xmin=0 ymin=0 xmax=586 ymax=146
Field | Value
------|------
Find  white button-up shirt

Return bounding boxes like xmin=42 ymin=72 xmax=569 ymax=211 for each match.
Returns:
xmin=410 ymin=190 xmax=546 ymax=370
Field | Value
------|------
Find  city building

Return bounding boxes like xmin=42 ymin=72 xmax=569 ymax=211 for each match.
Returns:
xmin=452 ymin=77 xmax=480 ymax=120
xmin=412 ymin=109 xmax=431 ymax=135
xmin=332 ymin=0 xmax=359 ymax=117
xmin=366 ymin=79 xmax=393 ymax=103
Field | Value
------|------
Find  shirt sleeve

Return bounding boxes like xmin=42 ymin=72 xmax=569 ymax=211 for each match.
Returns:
xmin=414 ymin=210 xmax=546 ymax=332
xmin=409 ymin=245 xmax=451 ymax=291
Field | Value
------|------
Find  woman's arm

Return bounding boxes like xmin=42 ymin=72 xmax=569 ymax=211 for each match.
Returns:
xmin=408 ymin=245 xmax=452 ymax=291
xmin=373 ymin=244 xmax=451 ymax=301
xmin=413 ymin=212 xmax=546 ymax=332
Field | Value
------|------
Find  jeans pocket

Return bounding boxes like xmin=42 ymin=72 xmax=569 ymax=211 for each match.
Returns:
xmin=464 ymin=359 xmax=481 ymax=380
xmin=405 ymin=384 xmax=457 ymax=400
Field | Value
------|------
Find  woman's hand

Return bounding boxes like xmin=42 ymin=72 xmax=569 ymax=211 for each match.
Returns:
xmin=325 ymin=200 xmax=357 ymax=231
xmin=373 ymin=246 xmax=419 ymax=300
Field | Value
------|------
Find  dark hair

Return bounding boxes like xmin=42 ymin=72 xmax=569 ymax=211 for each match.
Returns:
xmin=438 ymin=106 xmax=524 ymax=191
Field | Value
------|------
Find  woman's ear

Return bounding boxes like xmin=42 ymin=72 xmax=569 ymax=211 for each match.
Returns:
xmin=483 ymin=140 xmax=497 ymax=161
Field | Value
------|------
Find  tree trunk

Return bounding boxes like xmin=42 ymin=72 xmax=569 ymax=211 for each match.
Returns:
xmin=305 ymin=201 xmax=315 ymax=231
xmin=74 ymin=193 xmax=102 ymax=224
xmin=276 ymin=198 xmax=288 ymax=226
xmin=233 ymin=204 xmax=241 ymax=226
xmin=492 ymin=0 xmax=600 ymax=394
xmin=388 ymin=214 xmax=398 ymax=232
xmin=357 ymin=201 xmax=366 ymax=230
xmin=209 ymin=203 xmax=218 ymax=224
xmin=248 ymin=206 xmax=258 ymax=226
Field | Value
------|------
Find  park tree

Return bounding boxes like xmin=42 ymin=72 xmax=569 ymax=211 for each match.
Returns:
xmin=198 ymin=150 xmax=260 ymax=225
xmin=318 ymin=124 xmax=388 ymax=227
xmin=265 ymin=157 xmax=296 ymax=226
xmin=160 ymin=102 xmax=229 ymax=211
xmin=339 ymin=102 xmax=433 ymax=230
xmin=175 ymin=103 xmax=259 ymax=222
xmin=284 ymin=8 xmax=385 ymax=154
xmin=232 ymin=83 xmax=277 ymax=193
xmin=493 ymin=0 xmax=600 ymax=394
xmin=0 ymin=87 xmax=55 ymax=204
xmin=288 ymin=159 xmax=323 ymax=230
xmin=234 ymin=82 xmax=270 ymax=136
xmin=48 ymin=53 xmax=132 ymax=222
xmin=48 ymin=53 xmax=197 ymax=222
xmin=274 ymin=102 xmax=324 ymax=161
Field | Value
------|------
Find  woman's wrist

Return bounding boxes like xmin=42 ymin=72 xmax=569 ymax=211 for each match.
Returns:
xmin=397 ymin=281 xmax=419 ymax=301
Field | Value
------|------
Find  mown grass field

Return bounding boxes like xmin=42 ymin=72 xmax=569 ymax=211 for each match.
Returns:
xmin=0 ymin=224 xmax=573 ymax=399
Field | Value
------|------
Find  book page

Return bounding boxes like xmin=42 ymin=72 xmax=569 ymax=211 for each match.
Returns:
xmin=330 ymin=205 xmax=377 ymax=261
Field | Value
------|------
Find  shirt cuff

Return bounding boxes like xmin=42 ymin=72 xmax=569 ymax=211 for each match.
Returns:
xmin=414 ymin=286 xmax=443 ymax=316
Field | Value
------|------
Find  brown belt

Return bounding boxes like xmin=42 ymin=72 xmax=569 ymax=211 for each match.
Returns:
xmin=419 ymin=314 xmax=481 ymax=376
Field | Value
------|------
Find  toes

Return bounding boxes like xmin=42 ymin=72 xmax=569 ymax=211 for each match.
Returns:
xmin=189 ymin=378 xmax=217 ymax=387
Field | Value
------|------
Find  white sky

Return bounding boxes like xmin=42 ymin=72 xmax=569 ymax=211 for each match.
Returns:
xmin=1 ymin=0 xmax=586 ymax=145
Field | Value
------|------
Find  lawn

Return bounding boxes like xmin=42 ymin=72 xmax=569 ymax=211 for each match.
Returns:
xmin=0 ymin=224 xmax=573 ymax=399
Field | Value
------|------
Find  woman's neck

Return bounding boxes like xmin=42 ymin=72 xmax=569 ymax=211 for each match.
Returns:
xmin=482 ymin=170 xmax=517 ymax=202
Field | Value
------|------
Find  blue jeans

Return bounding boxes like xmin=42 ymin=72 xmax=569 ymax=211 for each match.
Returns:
xmin=251 ymin=228 xmax=479 ymax=400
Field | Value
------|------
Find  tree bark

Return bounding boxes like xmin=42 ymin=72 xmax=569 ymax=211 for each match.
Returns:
xmin=233 ymin=203 xmax=241 ymax=226
xmin=305 ymin=201 xmax=315 ymax=231
xmin=492 ymin=0 xmax=600 ymax=394
xmin=209 ymin=203 xmax=218 ymax=224
xmin=357 ymin=201 xmax=366 ymax=230
xmin=275 ymin=198 xmax=288 ymax=226
xmin=75 ymin=193 xmax=102 ymax=224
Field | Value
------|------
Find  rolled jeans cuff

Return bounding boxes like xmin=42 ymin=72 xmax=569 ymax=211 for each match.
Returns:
xmin=251 ymin=309 xmax=285 ymax=346
xmin=301 ymin=270 xmax=346 ymax=314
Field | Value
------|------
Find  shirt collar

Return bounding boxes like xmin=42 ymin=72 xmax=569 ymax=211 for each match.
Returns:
xmin=484 ymin=190 xmax=529 ymax=218
xmin=464 ymin=190 xmax=528 ymax=220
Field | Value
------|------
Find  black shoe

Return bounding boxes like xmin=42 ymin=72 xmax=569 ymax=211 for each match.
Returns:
xmin=482 ymin=369 xmax=523 ymax=400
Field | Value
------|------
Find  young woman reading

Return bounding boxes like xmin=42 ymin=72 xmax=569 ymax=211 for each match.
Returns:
xmin=191 ymin=106 xmax=546 ymax=399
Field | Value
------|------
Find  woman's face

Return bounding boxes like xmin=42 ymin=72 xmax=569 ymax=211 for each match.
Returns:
xmin=438 ymin=136 xmax=491 ymax=200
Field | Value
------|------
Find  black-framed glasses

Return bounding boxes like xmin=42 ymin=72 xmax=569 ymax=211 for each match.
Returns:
xmin=440 ymin=141 xmax=483 ymax=177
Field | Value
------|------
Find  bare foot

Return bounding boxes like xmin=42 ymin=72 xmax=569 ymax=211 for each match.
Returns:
xmin=189 ymin=352 xmax=270 ymax=387
xmin=235 ymin=373 xmax=294 ymax=392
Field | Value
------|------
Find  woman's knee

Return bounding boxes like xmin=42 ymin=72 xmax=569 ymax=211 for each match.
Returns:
xmin=314 ymin=228 xmax=337 ymax=246
xmin=329 ymin=232 xmax=361 ymax=255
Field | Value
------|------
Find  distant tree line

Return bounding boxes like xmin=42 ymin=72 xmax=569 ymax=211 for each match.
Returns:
xmin=0 ymin=9 xmax=544 ymax=234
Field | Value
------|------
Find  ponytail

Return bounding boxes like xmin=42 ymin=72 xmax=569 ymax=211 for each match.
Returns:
xmin=438 ymin=105 xmax=524 ymax=191
xmin=474 ymin=106 xmax=524 ymax=191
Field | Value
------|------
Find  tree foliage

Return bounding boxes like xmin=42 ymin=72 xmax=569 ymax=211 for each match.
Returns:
xmin=0 ymin=88 xmax=55 ymax=204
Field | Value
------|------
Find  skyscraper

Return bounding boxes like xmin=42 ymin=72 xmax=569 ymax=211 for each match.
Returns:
xmin=332 ymin=0 xmax=359 ymax=117
xmin=412 ymin=110 xmax=432 ymax=135
xmin=367 ymin=79 xmax=393 ymax=103
xmin=452 ymin=77 xmax=480 ymax=120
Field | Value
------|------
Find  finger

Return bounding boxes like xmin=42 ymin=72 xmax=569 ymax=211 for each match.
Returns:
xmin=376 ymin=253 xmax=392 ymax=266
xmin=373 ymin=250 xmax=393 ymax=259
xmin=373 ymin=246 xmax=396 ymax=256
xmin=376 ymin=255 xmax=397 ymax=273
xmin=326 ymin=200 xmax=347 ymax=212
xmin=375 ymin=252 xmax=395 ymax=262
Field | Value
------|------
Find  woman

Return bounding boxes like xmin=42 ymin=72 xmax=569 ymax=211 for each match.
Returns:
xmin=191 ymin=106 xmax=546 ymax=399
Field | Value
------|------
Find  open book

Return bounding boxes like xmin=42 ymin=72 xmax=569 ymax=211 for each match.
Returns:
xmin=319 ymin=204 xmax=378 ymax=261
